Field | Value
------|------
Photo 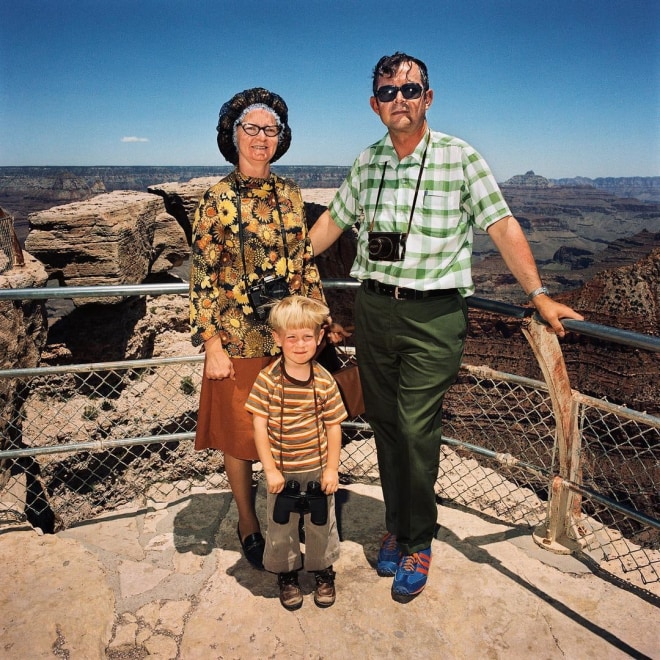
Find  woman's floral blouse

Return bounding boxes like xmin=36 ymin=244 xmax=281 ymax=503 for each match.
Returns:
xmin=189 ymin=171 xmax=324 ymax=357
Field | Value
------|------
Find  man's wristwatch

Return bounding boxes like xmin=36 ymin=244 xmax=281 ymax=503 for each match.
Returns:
xmin=528 ymin=286 xmax=549 ymax=301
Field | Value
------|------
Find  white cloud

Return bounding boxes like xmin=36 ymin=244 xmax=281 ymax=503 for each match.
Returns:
xmin=121 ymin=136 xmax=149 ymax=143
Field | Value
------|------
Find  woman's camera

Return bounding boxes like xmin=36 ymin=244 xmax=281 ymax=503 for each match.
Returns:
xmin=248 ymin=274 xmax=289 ymax=319
xmin=368 ymin=231 xmax=405 ymax=261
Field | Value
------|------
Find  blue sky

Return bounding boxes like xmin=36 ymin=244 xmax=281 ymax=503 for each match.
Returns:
xmin=0 ymin=0 xmax=658 ymax=180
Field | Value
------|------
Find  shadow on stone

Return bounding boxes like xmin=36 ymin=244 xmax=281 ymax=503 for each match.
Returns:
xmin=172 ymin=491 xmax=233 ymax=556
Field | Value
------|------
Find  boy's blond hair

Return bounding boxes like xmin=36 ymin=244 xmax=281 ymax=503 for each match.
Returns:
xmin=268 ymin=296 xmax=329 ymax=334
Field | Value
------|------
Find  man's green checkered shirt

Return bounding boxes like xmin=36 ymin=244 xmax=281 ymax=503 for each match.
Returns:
xmin=328 ymin=129 xmax=511 ymax=296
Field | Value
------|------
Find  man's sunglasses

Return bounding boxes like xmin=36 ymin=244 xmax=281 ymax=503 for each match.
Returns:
xmin=375 ymin=83 xmax=424 ymax=103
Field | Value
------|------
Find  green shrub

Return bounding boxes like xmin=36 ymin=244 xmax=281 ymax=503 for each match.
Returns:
xmin=180 ymin=376 xmax=196 ymax=396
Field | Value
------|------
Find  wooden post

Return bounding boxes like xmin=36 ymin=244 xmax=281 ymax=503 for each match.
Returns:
xmin=521 ymin=318 xmax=582 ymax=554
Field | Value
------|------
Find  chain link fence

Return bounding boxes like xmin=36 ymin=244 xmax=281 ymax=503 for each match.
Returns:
xmin=1 ymin=288 xmax=658 ymax=598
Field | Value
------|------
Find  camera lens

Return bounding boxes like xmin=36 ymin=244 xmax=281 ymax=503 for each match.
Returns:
xmin=369 ymin=236 xmax=389 ymax=256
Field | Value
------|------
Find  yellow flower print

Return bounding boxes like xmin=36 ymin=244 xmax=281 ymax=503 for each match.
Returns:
xmin=240 ymin=197 xmax=252 ymax=214
xmin=211 ymin=221 xmax=226 ymax=243
xmin=254 ymin=200 xmax=272 ymax=222
xmin=282 ymin=212 xmax=297 ymax=229
xmin=232 ymin=282 xmax=249 ymax=305
xmin=224 ymin=307 xmax=245 ymax=331
xmin=243 ymin=244 xmax=259 ymax=269
xmin=197 ymin=309 xmax=213 ymax=327
xmin=250 ymin=187 xmax=270 ymax=199
xmin=274 ymin=258 xmax=288 ymax=277
xmin=218 ymin=199 xmax=237 ymax=226
xmin=258 ymin=225 xmax=276 ymax=245
xmin=196 ymin=216 xmax=213 ymax=233
xmin=202 ymin=243 xmax=221 ymax=266
xmin=305 ymin=266 xmax=320 ymax=284
xmin=278 ymin=197 xmax=292 ymax=214
xmin=196 ymin=234 xmax=211 ymax=250
xmin=244 ymin=329 xmax=266 ymax=357
xmin=225 ymin=342 xmax=242 ymax=357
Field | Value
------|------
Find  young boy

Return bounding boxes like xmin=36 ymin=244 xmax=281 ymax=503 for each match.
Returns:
xmin=245 ymin=296 xmax=347 ymax=610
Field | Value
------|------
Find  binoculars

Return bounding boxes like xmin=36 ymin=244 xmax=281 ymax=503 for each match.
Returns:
xmin=273 ymin=480 xmax=328 ymax=526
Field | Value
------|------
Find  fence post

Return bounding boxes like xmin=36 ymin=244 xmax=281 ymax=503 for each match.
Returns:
xmin=521 ymin=318 xmax=581 ymax=554
xmin=0 ymin=208 xmax=25 ymax=273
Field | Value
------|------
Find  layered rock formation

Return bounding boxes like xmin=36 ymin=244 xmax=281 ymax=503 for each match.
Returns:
xmin=148 ymin=177 xmax=218 ymax=244
xmin=0 ymin=252 xmax=50 ymax=528
xmin=24 ymin=191 xmax=189 ymax=300
xmin=475 ymin=173 xmax=660 ymax=263
xmin=551 ymin=175 xmax=660 ymax=203
xmin=466 ymin=246 xmax=659 ymax=413
xmin=0 ymin=170 xmax=105 ymax=245
xmin=0 ymin=254 xmax=48 ymax=370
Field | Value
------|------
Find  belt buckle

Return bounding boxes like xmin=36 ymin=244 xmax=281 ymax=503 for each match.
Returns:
xmin=393 ymin=286 xmax=402 ymax=300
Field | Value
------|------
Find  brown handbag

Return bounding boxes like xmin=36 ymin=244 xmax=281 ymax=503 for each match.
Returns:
xmin=332 ymin=352 xmax=365 ymax=418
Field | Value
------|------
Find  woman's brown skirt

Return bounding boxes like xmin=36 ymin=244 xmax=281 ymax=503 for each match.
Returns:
xmin=195 ymin=356 xmax=272 ymax=460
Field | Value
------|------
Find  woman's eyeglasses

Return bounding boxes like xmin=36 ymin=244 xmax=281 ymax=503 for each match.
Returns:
xmin=375 ymin=83 xmax=424 ymax=103
xmin=238 ymin=122 xmax=282 ymax=137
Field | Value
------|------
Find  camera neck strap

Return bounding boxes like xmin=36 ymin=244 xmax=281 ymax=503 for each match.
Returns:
xmin=233 ymin=174 xmax=291 ymax=294
xmin=278 ymin=358 xmax=324 ymax=474
xmin=368 ymin=132 xmax=430 ymax=261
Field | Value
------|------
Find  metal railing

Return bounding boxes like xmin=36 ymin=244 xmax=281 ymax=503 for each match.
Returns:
xmin=0 ymin=280 xmax=658 ymax=597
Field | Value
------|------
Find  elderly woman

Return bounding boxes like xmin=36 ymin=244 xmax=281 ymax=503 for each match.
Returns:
xmin=189 ymin=88 xmax=325 ymax=569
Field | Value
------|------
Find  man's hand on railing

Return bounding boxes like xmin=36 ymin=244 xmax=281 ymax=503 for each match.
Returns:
xmin=531 ymin=295 xmax=584 ymax=338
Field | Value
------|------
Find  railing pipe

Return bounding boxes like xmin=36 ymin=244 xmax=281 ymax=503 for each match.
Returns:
xmin=1 ymin=281 xmax=657 ymax=352
xmin=441 ymin=435 xmax=551 ymax=482
xmin=563 ymin=479 xmax=660 ymax=531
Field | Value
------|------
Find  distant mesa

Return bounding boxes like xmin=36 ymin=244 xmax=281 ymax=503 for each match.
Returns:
xmin=503 ymin=171 xmax=553 ymax=187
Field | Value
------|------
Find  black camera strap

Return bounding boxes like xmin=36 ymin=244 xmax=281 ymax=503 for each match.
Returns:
xmin=233 ymin=173 xmax=291 ymax=299
xmin=368 ymin=132 xmax=430 ymax=260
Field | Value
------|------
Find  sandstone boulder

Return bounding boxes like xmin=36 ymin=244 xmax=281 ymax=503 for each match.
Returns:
xmin=24 ymin=191 xmax=189 ymax=299
xmin=148 ymin=176 xmax=218 ymax=243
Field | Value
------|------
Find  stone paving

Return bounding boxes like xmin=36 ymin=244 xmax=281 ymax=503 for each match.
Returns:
xmin=1 ymin=482 xmax=658 ymax=659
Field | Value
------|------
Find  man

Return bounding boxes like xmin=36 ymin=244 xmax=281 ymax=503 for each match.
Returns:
xmin=309 ymin=52 xmax=583 ymax=602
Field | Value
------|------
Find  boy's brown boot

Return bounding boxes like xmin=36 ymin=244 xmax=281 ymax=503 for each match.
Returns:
xmin=278 ymin=571 xmax=303 ymax=610
xmin=313 ymin=567 xmax=336 ymax=608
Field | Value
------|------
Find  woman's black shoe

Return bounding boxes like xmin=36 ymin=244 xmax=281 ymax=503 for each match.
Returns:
xmin=237 ymin=524 xmax=265 ymax=570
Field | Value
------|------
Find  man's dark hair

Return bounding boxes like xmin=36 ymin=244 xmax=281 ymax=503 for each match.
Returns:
xmin=372 ymin=52 xmax=430 ymax=95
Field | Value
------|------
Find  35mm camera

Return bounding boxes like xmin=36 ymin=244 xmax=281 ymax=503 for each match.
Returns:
xmin=368 ymin=231 xmax=405 ymax=261
xmin=247 ymin=274 xmax=289 ymax=320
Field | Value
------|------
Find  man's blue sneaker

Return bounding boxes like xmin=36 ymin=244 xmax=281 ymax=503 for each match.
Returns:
xmin=376 ymin=532 xmax=401 ymax=577
xmin=391 ymin=547 xmax=432 ymax=601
